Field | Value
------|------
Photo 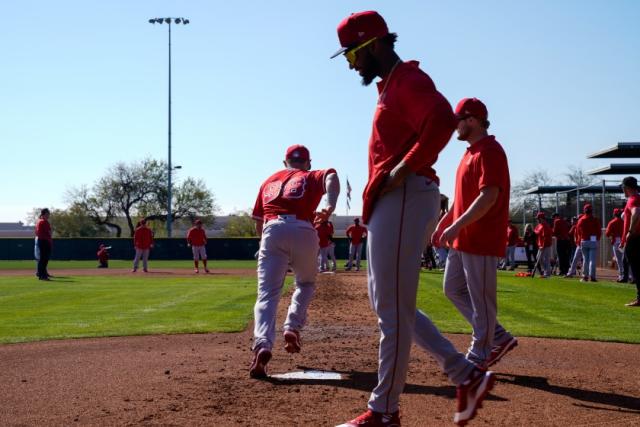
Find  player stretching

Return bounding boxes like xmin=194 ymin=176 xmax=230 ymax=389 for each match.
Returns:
xmin=434 ymin=98 xmax=518 ymax=371
xmin=187 ymin=219 xmax=209 ymax=273
xmin=249 ymin=145 xmax=339 ymax=378
xmin=332 ymin=11 xmax=494 ymax=427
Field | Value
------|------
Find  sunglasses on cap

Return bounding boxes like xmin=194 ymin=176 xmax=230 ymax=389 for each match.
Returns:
xmin=344 ymin=37 xmax=376 ymax=65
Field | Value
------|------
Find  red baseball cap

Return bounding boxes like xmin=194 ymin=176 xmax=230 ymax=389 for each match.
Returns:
xmin=536 ymin=212 xmax=546 ymax=219
xmin=583 ymin=203 xmax=593 ymax=213
xmin=454 ymin=98 xmax=489 ymax=120
xmin=285 ymin=144 xmax=310 ymax=161
xmin=330 ymin=11 xmax=389 ymax=58
xmin=195 ymin=219 xmax=202 ymax=225
xmin=613 ymin=208 xmax=622 ymax=215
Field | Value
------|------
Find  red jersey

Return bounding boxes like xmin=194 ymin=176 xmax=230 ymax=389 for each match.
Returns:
xmin=315 ymin=222 xmax=334 ymax=248
xmin=346 ymin=224 xmax=368 ymax=245
xmin=97 ymin=248 xmax=109 ymax=263
xmin=187 ymin=227 xmax=207 ymax=246
xmin=134 ymin=226 xmax=154 ymax=249
xmin=35 ymin=218 xmax=52 ymax=242
xmin=576 ymin=214 xmax=601 ymax=242
xmin=507 ymin=224 xmax=519 ymax=246
xmin=622 ymin=194 xmax=640 ymax=245
xmin=252 ymin=168 xmax=335 ymax=223
xmin=553 ymin=218 xmax=570 ymax=240
xmin=535 ymin=221 xmax=553 ymax=248
xmin=363 ymin=61 xmax=456 ymax=224
xmin=452 ymin=136 xmax=511 ymax=257
xmin=569 ymin=225 xmax=578 ymax=245
xmin=605 ymin=217 xmax=623 ymax=244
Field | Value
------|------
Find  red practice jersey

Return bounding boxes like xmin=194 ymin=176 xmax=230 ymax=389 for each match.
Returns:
xmin=535 ymin=221 xmax=553 ymax=248
xmin=452 ymin=136 xmax=511 ymax=257
xmin=187 ymin=227 xmax=207 ymax=246
xmin=605 ymin=217 xmax=623 ymax=243
xmin=622 ymin=194 xmax=640 ymax=245
xmin=363 ymin=61 xmax=456 ymax=224
xmin=134 ymin=226 xmax=154 ymax=250
xmin=97 ymin=248 xmax=109 ymax=263
xmin=576 ymin=214 xmax=601 ymax=242
xmin=507 ymin=224 xmax=519 ymax=246
xmin=252 ymin=168 xmax=336 ymax=223
xmin=553 ymin=218 xmax=570 ymax=240
xmin=315 ymin=222 xmax=334 ymax=248
xmin=346 ymin=225 xmax=368 ymax=245
xmin=35 ymin=218 xmax=52 ymax=242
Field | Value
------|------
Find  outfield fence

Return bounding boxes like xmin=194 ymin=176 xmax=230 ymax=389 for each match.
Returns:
xmin=0 ymin=238 xmax=363 ymax=261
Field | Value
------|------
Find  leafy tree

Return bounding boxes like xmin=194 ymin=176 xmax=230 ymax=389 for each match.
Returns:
xmin=223 ymin=211 xmax=258 ymax=237
xmin=67 ymin=158 xmax=218 ymax=237
xmin=25 ymin=206 xmax=108 ymax=237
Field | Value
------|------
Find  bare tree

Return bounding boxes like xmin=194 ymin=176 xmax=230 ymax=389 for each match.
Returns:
xmin=564 ymin=165 xmax=595 ymax=187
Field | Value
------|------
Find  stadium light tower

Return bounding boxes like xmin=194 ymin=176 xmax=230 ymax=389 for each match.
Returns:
xmin=148 ymin=17 xmax=190 ymax=237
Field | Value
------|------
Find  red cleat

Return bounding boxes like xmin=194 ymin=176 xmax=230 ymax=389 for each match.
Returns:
xmin=336 ymin=409 xmax=400 ymax=427
xmin=454 ymin=368 xmax=495 ymax=426
xmin=283 ymin=329 xmax=301 ymax=353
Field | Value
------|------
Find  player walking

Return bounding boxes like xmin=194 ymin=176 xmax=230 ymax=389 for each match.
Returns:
xmin=620 ymin=176 xmax=640 ymax=307
xmin=331 ymin=11 xmax=494 ymax=426
xmin=315 ymin=219 xmax=334 ymax=272
xmin=132 ymin=219 xmax=154 ymax=273
xmin=249 ymin=145 xmax=339 ymax=378
xmin=534 ymin=213 xmax=553 ymax=277
xmin=606 ymin=209 xmax=625 ymax=281
xmin=345 ymin=218 xmax=367 ymax=271
xmin=576 ymin=204 xmax=601 ymax=282
xmin=434 ymin=98 xmax=518 ymax=371
xmin=187 ymin=219 xmax=209 ymax=273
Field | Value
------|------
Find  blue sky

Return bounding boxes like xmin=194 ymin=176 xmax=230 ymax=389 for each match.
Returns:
xmin=1 ymin=1 xmax=639 ymax=222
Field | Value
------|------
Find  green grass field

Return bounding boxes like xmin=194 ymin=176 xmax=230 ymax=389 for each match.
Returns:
xmin=0 ymin=261 xmax=638 ymax=344
xmin=0 ymin=259 xmax=258 ymax=270
xmin=417 ymin=271 xmax=639 ymax=344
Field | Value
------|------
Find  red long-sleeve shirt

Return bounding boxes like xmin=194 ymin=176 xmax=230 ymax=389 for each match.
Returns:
xmin=507 ymin=224 xmax=519 ymax=246
xmin=535 ymin=221 xmax=553 ymax=248
xmin=553 ymin=218 xmax=570 ymax=240
xmin=35 ymin=218 xmax=52 ymax=242
xmin=134 ymin=226 xmax=154 ymax=250
xmin=605 ymin=217 xmax=623 ymax=244
xmin=576 ymin=214 xmax=601 ymax=242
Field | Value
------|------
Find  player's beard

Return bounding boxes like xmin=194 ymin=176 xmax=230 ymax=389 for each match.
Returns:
xmin=456 ymin=124 xmax=471 ymax=141
xmin=359 ymin=54 xmax=380 ymax=86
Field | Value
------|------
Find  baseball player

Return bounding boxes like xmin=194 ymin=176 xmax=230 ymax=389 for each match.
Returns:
xmin=576 ymin=204 xmax=601 ymax=282
xmin=35 ymin=208 xmax=53 ymax=281
xmin=187 ymin=219 xmax=209 ymax=273
xmin=249 ymin=144 xmax=339 ymax=378
xmin=327 ymin=220 xmax=338 ymax=271
xmin=566 ymin=216 xmax=584 ymax=278
xmin=620 ymin=176 xmax=640 ymax=307
xmin=315 ymin=219 xmax=334 ymax=272
xmin=97 ymin=244 xmax=110 ymax=268
xmin=502 ymin=219 xmax=519 ymax=271
xmin=132 ymin=219 xmax=154 ymax=273
xmin=345 ymin=218 xmax=367 ymax=271
xmin=331 ymin=12 xmax=494 ymax=426
xmin=434 ymin=98 xmax=518 ymax=372
xmin=552 ymin=214 xmax=571 ymax=275
xmin=605 ymin=208 xmax=624 ymax=281
xmin=534 ymin=212 xmax=553 ymax=277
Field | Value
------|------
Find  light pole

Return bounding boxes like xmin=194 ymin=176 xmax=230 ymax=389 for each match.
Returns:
xmin=148 ymin=17 xmax=190 ymax=237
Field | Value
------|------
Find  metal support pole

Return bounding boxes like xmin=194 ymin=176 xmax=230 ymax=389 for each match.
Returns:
xmin=555 ymin=193 xmax=559 ymax=214
xmin=522 ymin=198 xmax=526 ymax=226
xmin=538 ymin=194 xmax=542 ymax=212
xmin=576 ymin=188 xmax=580 ymax=217
xmin=167 ymin=22 xmax=173 ymax=238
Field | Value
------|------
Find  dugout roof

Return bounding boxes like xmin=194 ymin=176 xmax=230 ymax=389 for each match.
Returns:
xmin=587 ymin=142 xmax=640 ymax=159
xmin=523 ymin=185 xmax=624 ymax=195
xmin=586 ymin=163 xmax=640 ymax=176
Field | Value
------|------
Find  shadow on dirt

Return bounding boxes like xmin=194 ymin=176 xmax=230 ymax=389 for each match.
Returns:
xmin=497 ymin=373 xmax=640 ymax=413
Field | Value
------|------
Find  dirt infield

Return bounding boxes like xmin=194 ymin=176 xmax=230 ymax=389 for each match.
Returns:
xmin=1 ymin=272 xmax=639 ymax=426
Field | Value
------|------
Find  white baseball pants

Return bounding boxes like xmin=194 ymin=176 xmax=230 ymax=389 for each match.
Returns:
xmin=191 ymin=245 xmax=207 ymax=260
xmin=328 ymin=243 xmax=337 ymax=271
xmin=612 ymin=240 xmax=624 ymax=278
xmin=133 ymin=248 xmax=150 ymax=270
xmin=444 ymin=249 xmax=514 ymax=365
xmin=253 ymin=216 xmax=319 ymax=351
xmin=348 ymin=243 xmax=364 ymax=269
xmin=366 ymin=175 xmax=475 ymax=414
xmin=319 ymin=246 xmax=330 ymax=271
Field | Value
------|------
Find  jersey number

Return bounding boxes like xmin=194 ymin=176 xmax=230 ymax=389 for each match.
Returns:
xmin=283 ymin=176 xmax=307 ymax=199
